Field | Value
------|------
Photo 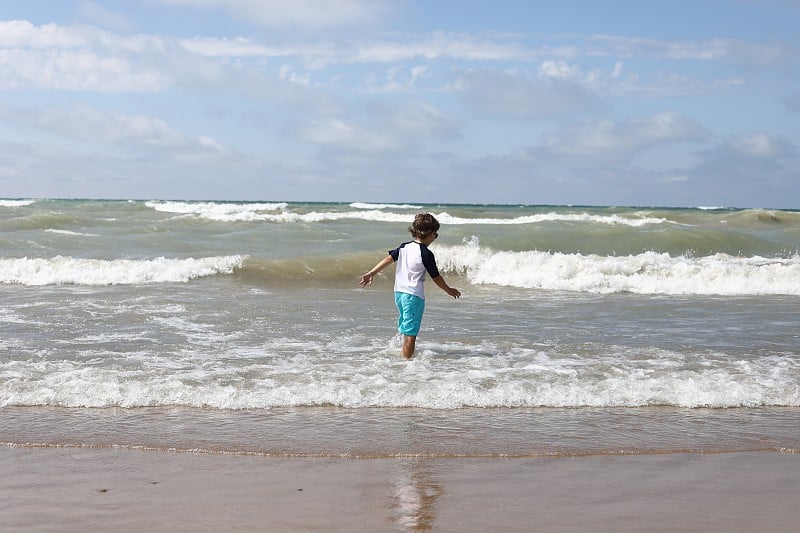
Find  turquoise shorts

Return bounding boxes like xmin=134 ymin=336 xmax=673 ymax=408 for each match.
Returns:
xmin=394 ymin=292 xmax=425 ymax=337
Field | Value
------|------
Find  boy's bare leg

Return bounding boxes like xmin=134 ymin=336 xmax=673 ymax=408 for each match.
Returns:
xmin=402 ymin=335 xmax=416 ymax=359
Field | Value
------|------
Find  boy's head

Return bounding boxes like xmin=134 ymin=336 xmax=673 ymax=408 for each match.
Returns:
xmin=409 ymin=213 xmax=440 ymax=239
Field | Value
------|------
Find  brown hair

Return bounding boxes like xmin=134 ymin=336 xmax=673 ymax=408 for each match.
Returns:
xmin=408 ymin=213 xmax=440 ymax=239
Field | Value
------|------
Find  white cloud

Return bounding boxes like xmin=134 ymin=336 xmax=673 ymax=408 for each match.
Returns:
xmin=0 ymin=20 xmax=163 ymax=53
xmin=455 ymin=68 xmax=602 ymax=119
xmin=0 ymin=103 xmax=227 ymax=154
xmin=691 ymin=133 xmax=797 ymax=193
xmin=302 ymin=118 xmax=398 ymax=152
xmin=352 ymin=32 xmax=530 ymax=63
xmin=179 ymin=37 xmax=276 ymax=58
xmin=535 ymin=113 xmax=707 ymax=163
xmin=538 ymin=60 xmax=579 ymax=80
xmin=152 ymin=0 xmax=392 ymax=31
xmin=364 ymin=64 xmax=430 ymax=93
xmin=78 ymin=1 xmax=134 ymax=32
xmin=591 ymin=34 xmax=798 ymax=68
xmin=729 ymin=133 xmax=796 ymax=158
xmin=180 ymin=31 xmax=530 ymax=67
xmin=0 ymin=21 xmax=170 ymax=91
xmin=0 ymin=20 xmax=337 ymax=113
xmin=300 ymin=100 xmax=459 ymax=154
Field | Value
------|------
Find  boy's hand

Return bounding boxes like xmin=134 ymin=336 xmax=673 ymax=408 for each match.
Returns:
xmin=358 ymin=273 xmax=374 ymax=287
xmin=447 ymin=287 xmax=461 ymax=299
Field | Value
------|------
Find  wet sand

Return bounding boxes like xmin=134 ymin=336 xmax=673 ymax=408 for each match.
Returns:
xmin=1 ymin=447 xmax=798 ymax=532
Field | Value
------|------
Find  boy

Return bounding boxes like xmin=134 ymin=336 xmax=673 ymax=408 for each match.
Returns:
xmin=359 ymin=213 xmax=461 ymax=359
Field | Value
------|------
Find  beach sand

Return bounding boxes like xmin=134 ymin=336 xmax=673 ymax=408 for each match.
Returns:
xmin=1 ymin=447 xmax=798 ymax=532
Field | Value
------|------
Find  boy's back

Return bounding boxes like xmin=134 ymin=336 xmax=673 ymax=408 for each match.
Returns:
xmin=390 ymin=241 xmax=440 ymax=299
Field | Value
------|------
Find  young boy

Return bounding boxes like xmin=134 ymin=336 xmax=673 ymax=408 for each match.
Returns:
xmin=359 ymin=213 xmax=461 ymax=359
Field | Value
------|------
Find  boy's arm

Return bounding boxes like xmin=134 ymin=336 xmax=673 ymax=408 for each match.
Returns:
xmin=359 ymin=255 xmax=394 ymax=287
xmin=432 ymin=274 xmax=461 ymax=299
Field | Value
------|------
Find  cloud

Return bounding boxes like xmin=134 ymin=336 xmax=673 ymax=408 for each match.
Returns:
xmin=152 ymin=0 xmax=393 ymax=31
xmin=300 ymin=100 xmax=459 ymax=154
xmin=729 ymin=133 xmax=796 ymax=158
xmin=0 ymin=20 xmax=337 ymax=113
xmin=180 ymin=31 xmax=531 ymax=67
xmin=0 ymin=136 xmax=285 ymax=200
xmin=590 ymin=34 xmax=798 ymax=68
xmin=78 ymin=1 xmax=134 ymax=32
xmin=698 ymin=133 xmax=797 ymax=165
xmin=685 ymin=133 xmax=799 ymax=205
xmin=0 ymin=104 xmax=190 ymax=149
xmin=0 ymin=20 xmax=172 ymax=92
xmin=364 ymin=65 xmax=430 ymax=93
xmin=532 ymin=113 xmax=708 ymax=164
xmin=418 ymin=114 xmax=710 ymax=205
xmin=454 ymin=66 xmax=602 ymax=119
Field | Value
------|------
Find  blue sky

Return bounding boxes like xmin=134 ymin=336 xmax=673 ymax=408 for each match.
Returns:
xmin=1 ymin=0 xmax=798 ymax=207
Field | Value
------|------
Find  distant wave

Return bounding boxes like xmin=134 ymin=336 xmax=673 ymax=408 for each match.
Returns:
xmin=145 ymin=201 xmax=288 ymax=221
xmin=0 ymin=255 xmax=245 ymax=286
xmin=435 ymin=211 xmax=676 ymax=227
xmin=44 ymin=229 xmax=98 ymax=237
xmin=350 ymin=202 xmax=423 ymax=210
xmin=437 ymin=240 xmax=800 ymax=296
xmin=145 ymin=200 xmax=674 ymax=227
xmin=0 ymin=199 xmax=36 ymax=207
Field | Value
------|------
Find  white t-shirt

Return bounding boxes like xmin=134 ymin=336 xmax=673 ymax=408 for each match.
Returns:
xmin=389 ymin=241 xmax=440 ymax=299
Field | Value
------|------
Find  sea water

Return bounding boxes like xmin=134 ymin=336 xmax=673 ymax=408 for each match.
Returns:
xmin=1 ymin=199 xmax=799 ymax=457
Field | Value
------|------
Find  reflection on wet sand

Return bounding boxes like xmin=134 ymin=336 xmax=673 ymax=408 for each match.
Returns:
xmin=392 ymin=459 xmax=443 ymax=530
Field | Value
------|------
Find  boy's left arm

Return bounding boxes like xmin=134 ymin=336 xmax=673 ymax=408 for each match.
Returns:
xmin=433 ymin=275 xmax=461 ymax=299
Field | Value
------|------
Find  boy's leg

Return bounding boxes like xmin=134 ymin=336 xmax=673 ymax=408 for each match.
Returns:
xmin=395 ymin=292 xmax=424 ymax=359
xmin=402 ymin=335 xmax=416 ymax=359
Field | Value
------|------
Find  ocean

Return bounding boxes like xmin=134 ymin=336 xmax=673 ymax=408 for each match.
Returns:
xmin=1 ymin=199 xmax=798 ymax=458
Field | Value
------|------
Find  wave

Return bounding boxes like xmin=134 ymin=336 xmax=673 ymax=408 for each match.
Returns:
xmin=0 ymin=255 xmax=244 ymax=286
xmin=350 ymin=202 xmax=423 ymax=210
xmin=437 ymin=240 xmax=800 ymax=295
xmin=719 ymin=208 xmax=800 ymax=227
xmin=0 ymin=199 xmax=36 ymax=207
xmin=6 ymin=246 xmax=800 ymax=295
xmin=437 ymin=211 xmax=676 ymax=227
xmin=145 ymin=201 xmax=676 ymax=227
xmin=145 ymin=200 xmax=289 ymax=221
xmin=44 ymin=229 xmax=99 ymax=237
xmin=1 ymin=346 xmax=797 ymax=409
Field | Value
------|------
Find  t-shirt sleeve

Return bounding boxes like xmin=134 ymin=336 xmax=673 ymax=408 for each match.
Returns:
xmin=420 ymin=245 xmax=440 ymax=278
xmin=388 ymin=245 xmax=401 ymax=261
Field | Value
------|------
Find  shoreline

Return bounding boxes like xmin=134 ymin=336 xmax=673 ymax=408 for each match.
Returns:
xmin=2 ymin=405 xmax=799 ymax=458
xmin=2 ymin=447 xmax=798 ymax=532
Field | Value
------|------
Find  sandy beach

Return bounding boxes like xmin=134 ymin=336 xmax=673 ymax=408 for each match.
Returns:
xmin=1 ymin=446 xmax=797 ymax=532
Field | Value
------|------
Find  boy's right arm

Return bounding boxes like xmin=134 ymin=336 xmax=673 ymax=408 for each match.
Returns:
xmin=359 ymin=255 xmax=394 ymax=287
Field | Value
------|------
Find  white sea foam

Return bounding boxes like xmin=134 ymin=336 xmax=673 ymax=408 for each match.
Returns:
xmin=0 ymin=199 xmax=36 ymax=207
xmin=44 ymin=229 xmax=98 ymax=237
xmin=434 ymin=211 xmax=675 ymax=227
xmin=145 ymin=201 xmax=673 ymax=226
xmin=0 ymin=255 xmax=245 ymax=286
xmin=350 ymin=202 xmax=423 ymax=210
xmin=1 ymin=344 xmax=797 ymax=409
xmin=145 ymin=201 xmax=288 ymax=221
xmin=437 ymin=240 xmax=800 ymax=295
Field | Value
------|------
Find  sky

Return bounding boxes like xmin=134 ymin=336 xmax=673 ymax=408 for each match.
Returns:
xmin=0 ymin=0 xmax=799 ymax=207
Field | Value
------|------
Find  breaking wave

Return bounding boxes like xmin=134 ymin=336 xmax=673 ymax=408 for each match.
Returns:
xmin=0 ymin=255 xmax=245 ymax=286
xmin=437 ymin=239 xmax=800 ymax=296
